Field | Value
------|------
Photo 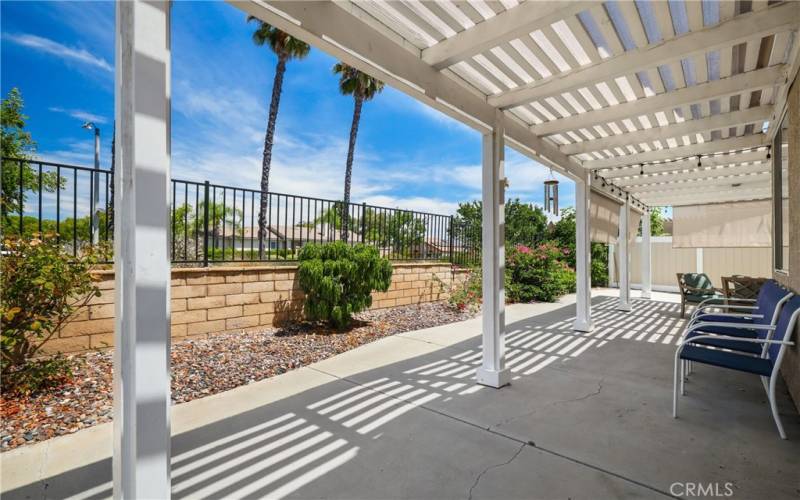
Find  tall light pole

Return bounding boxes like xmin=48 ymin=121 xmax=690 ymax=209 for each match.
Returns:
xmin=83 ymin=122 xmax=101 ymax=245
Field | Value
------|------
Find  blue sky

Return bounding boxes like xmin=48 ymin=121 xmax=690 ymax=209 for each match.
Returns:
xmin=1 ymin=0 xmax=573 ymax=216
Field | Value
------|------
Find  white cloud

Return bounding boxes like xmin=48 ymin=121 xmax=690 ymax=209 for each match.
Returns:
xmin=361 ymin=195 xmax=459 ymax=215
xmin=380 ymin=88 xmax=477 ymax=135
xmin=3 ymin=33 xmax=113 ymax=72
xmin=41 ymin=141 xmax=93 ymax=164
xmin=48 ymin=107 xmax=108 ymax=124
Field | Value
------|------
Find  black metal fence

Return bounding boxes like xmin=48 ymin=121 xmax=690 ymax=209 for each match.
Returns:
xmin=1 ymin=158 xmax=480 ymax=266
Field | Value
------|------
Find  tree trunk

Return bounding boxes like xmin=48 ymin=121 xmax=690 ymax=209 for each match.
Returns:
xmin=341 ymin=95 xmax=364 ymax=242
xmin=258 ymin=55 xmax=288 ymax=258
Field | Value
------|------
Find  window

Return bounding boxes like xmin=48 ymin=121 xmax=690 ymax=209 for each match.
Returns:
xmin=773 ymin=113 xmax=789 ymax=272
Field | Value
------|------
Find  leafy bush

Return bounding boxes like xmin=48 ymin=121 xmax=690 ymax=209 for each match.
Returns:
xmin=546 ymin=207 xmax=609 ymax=287
xmin=505 ymin=243 xmax=576 ymax=303
xmin=1 ymin=235 xmax=105 ymax=394
xmin=297 ymin=242 xmax=392 ymax=329
xmin=446 ymin=268 xmax=482 ymax=313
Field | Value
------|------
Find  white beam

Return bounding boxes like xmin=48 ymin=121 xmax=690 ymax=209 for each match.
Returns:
xmin=560 ymin=106 xmax=771 ymax=155
xmin=589 ymin=182 xmax=634 ymax=207
xmin=614 ymin=162 xmax=769 ymax=189
xmin=114 ymin=1 xmax=171 ymax=498
xmin=489 ymin=2 xmax=800 ymax=108
xmin=574 ymin=170 xmax=593 ymax=332
xmin=534 ymin=65 xmax=786 ymax=136
xmin=630 ymin=176 xmax=770 ymax=195
xmin=617 ymin=198 xmax=631 ymax=312
xmin=421 ymin=1 xmax=590 ymax=70
xmin=477 ymin=111 xmax=509 ymax=388
xmin=582 ymin=134 xmax=768 ymax=170
xmin=235 ymin=0 xmax=585 ymax=182
xmin=608 ymin=242 xmax=616 ymax=288
xmin=597 ymin=149 xmax=768 ymax=179
xmin=640 ymin=211 xmax=651 ymax=300
xmin=640 ymin=188 xmax=772 ymax=206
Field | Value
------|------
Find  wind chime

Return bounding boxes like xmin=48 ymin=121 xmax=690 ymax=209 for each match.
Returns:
xmin=543 ymin=170 xmax=559 ymax=215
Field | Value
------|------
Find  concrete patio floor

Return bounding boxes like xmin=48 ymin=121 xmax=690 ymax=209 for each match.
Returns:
xmin=3 ymin=290 xmax=799 ymax=499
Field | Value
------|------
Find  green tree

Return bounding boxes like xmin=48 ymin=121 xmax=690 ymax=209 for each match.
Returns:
xmin=372 ymin=211 xmax=426 ymax=257
xmin=333 ymin=62 xmax=384 ymax=241
xmin=453 ymin=199 xmax=549 ymax=248
xmin=649 ymin=207 xmax=666 ymax=236
xmin=546 ymin=207 xmax=609 ymax=287
xmin=1 ymin=88 xmax=59 ymax=230
xmin=171 ymin=202 xmax=243 ymax=260
xmin=302 ymin=202 xmax=346 ymax=230
xmin=248 ymin=17 xmax=310 ymax=255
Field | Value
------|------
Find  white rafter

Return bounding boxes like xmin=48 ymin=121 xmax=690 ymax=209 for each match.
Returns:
xmin=421 ymin=1 xmax=591 ymax=70
xmin=626 ymin=171 xmax=771 ymax=193
xmin=488 ymin=2 xmax=800 ymax=108
xmin=641 ymin=187 xmax=773 ymax=206
xmin=582 ymin=134 xmax=769 ymax=170
xmin=611 ymin=162 xmax=770 ymax=188
xmin=532 ymin=65 xmax=787 ymax=136
xmin=559 ymin=106 xmax=772 ymax=155
xmin=233 ymin=1 xmax=587 ymax=180
xmin=596 ymin=149 xmax=769 ymax=179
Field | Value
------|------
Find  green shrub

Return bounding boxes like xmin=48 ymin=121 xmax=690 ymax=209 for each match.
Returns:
xmin=505 ymin=243 xmax=576 ymax=303
xmin=297 ymin=242 xmax=392 ymax=329
xmin=446 ymin=267 xmax=482 ymax=313
xmin=1 ymin=234 xmax=106 ymax=394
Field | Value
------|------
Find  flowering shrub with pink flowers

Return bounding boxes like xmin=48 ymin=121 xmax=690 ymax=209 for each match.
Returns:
xmin=505 ymin=242 xmax=576 ymax=303
xmin=447 ymin=268 xmax=482 ymax=313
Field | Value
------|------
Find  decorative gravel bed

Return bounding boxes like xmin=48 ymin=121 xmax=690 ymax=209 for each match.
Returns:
xmin=1 ymin=302 xmax=476 ymax=452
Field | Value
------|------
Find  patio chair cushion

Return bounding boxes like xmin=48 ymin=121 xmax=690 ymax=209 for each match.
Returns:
xmin=684 ymin=332 xmax=762 ymax=354
xmin=680 ymin=345 xmax=772 ymax=376
xmin=690 ymin=323 xmax=756 ymax=337
xmin=685 ymin=292 xmax=722 ymax=304
xmin=683 ymin=273 xmax=714 ymax=291
xmin=694 ymin=314 xmax=753 ymax=324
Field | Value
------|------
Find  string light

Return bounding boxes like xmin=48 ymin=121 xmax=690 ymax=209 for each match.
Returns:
xmin=592 ymin=145 xmax=768 ymax=174
xmin=766 ymin=145 xmax=772 ymax=160
xmin=696 ymin=155 xmax=702 ymax=167
xmin=594 ymin=171 xmax=647 ymax=211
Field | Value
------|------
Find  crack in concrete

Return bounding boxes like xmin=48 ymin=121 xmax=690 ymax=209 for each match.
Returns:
xmin=552 ymin=378 xmax=604 ymax=405
xmin=308 ymin=369 xmax=673 ymax=499
xmin=489 ymin=379 xmax=605 ymax=432
xmin=467 ymin=442 xmax=526 ymax=500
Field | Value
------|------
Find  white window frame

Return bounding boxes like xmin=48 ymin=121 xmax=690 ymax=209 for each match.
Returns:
xmin=772 ymin=113 xmax=788 ymax=274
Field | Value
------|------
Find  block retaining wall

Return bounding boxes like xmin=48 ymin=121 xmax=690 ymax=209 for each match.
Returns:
xmin=45 ymin=262 xmax=469 ymax=354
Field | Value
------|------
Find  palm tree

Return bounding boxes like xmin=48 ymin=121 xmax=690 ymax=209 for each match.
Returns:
xmin=333 ymin=62 xmax=384 ymax=241
xmin=248 ymin=16 xmax=310 ymax=257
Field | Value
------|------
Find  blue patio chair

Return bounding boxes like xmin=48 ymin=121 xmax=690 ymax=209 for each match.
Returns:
xmin=689 ymin=279 xmax=788 ymax=322
xmin=673 ymin=295 xmax=800 ymax=439
xmin=685 ymin=280 xmax=793 ymax=353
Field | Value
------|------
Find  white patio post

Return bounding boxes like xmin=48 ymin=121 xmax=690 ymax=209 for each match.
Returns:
xmin=477 ymin=110 xmax=509 ymax=388
xmin=114 ymin=1 xmax=172 ymax=498
xmin=608 ymin=242 xmax=616 ymax=286
xmin=618 ymin=196 xmax=632 ymax=311
xmin=573 ymin=170 xmax=593 ymax=332
xmin=640 ymin=209 xmax=652 ymax=299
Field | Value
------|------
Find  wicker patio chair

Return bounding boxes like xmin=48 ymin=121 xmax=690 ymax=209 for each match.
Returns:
xmin=722 ymin=275 xmax=769 ymax=300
